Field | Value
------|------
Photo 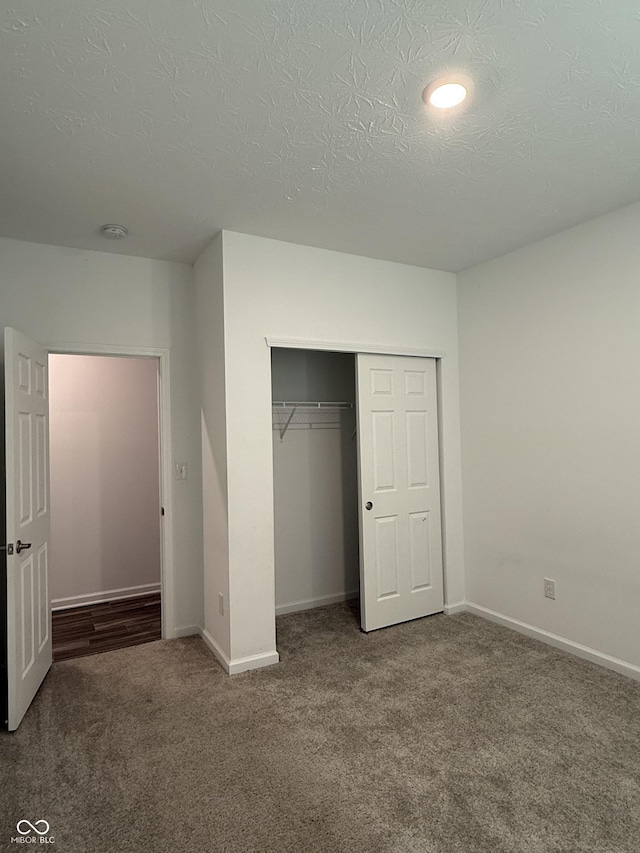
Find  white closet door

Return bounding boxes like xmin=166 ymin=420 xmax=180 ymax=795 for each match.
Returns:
xmin=356 ymin=354 xmax=443 ymax=631
xmin=4 ymin=327 xmax=52 ymax=730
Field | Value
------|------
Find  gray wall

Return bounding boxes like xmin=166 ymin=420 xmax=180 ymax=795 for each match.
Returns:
xmin=271 ymin=348 xmax=357 ymax=403
xmin=272 ymin=349 xmax=359 ymax=613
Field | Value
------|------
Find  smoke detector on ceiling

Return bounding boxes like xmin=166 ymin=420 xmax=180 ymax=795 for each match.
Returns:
xmin=101 ymin=224 xmax=129 ymax=239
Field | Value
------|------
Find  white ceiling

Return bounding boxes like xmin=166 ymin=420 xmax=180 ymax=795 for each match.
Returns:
xmin=2 ymin=0 xmax=640 ymax=272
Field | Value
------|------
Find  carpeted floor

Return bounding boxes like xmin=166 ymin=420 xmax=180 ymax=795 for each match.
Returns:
xmin=2 ymin=604 xmax=640 ymax=852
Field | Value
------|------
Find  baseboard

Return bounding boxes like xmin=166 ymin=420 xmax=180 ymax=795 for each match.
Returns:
xmin=466 ymin=602 xmax=640 ymax=683
xmin=199 ymin=628 xmax=280 ymax=675
xmin=227 ymin=650 xmax=280 ymax=675
xmin=200 ymin=628 xmax=232 ymax=672
xmin=173 ymin=625 xmax=200 ymax=639
xmin=443 ymin=600 xmax=467 ymax=615
xmin=52 ymin=583 xmax=161 ymax=611
xmin=276 ymin=589 xmax=359 ymax=616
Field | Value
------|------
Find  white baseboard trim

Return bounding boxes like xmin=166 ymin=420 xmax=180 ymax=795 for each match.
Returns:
xmin=466 ymin=602 xmax=640 ymax=683
xmin=52 ymin=582 xmax=161 ymax=611
xmin=228 ymin=650 xmax=281 ymax=675
xmin=200 ymin=628 xmax=232 ymax=672
xmin=276 ymin=589 xmax=359 ymax=616
xmin=443 ymin=600 xmax=467 ymax=616
xmin=199 ymin=628 xmax=280 ymax=675
xmin=173 ymin=625 xmax=200 ymax=639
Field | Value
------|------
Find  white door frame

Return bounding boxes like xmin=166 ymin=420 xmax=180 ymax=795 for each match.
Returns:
xmin=43 ymin=342 xmax=175 ymax=639
xmin=265 ymin=336 xmax=451 ymax=622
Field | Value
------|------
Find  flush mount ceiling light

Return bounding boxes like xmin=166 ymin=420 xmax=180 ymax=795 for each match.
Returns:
xmin=423 ymin=78 xmax=470 ymax=110
xmin=101 ymin=223 xmax=129 ymax=239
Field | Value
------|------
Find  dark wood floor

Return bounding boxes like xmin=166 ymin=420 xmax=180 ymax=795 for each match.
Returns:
xmin=52 ymin=593 xmax=161 ymax=661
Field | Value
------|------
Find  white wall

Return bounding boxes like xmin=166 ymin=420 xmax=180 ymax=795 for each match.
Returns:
xmin=49 ymin=354 xmax=161 ymax=606
xmin=211 ymin=231 xmax=464 ymax=666
xmin=272 ymin=349 xmax=358 ymax=613
xmin=0 ymin=237 xmax=202 ymax=635
xmin=194 ymin=233 xmax=230 ymax=658
xmin=458 ymin=200 xmax=640 ymax=669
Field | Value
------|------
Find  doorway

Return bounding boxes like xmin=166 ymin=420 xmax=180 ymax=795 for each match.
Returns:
xmin=48 ymin=354 xmax=162 ymax=660
xmin=271 ymin=348 xmax=360 ymax=621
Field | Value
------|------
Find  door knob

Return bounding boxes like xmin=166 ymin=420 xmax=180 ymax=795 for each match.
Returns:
xmin=16 ymin=540 xmax=32 ymax=554
xmin=365 ymin=501 xmax=373 ymax=511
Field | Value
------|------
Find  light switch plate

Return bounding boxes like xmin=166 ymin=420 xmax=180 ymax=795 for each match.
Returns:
xmin=175 ymin=463 xmax=188 ymax=481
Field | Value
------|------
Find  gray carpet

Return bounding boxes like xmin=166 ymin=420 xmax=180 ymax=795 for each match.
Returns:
xmin=2 ymin=604 xmax=640 ymax=852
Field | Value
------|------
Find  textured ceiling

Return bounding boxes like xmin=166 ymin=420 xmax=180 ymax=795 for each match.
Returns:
xmin=1 ymin=0 xmax=640 ymax=271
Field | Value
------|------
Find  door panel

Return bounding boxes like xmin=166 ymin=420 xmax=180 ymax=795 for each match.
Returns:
xmin=406 ymin=410 xmax=429 ymax=488
xmin=374 ymin=515 xmax=400 ymax=599
xmin=357 ymin=354 xmax=444 ymax=631
xmin=37 ymin=544 xmax=49 ymax=652
xmin=372 ymin=412 xmax=396 ymax=491
xmin=409 ymin=510 xmax=433 ymax=591
xmin=5 ymin=328 xmax=52 ymax=730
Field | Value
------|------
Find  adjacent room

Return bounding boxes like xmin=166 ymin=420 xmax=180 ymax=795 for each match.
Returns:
xmin=1 ymin=1 xmax=639 ymax=851
xmin=48 ymin=354 xmax=162 ymax=660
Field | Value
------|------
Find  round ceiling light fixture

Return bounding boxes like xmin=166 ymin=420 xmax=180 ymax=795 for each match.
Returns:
xmin=423 ymin=79 xmax=468 ymax=109
xmin=101 ymin=223 xmax=129 ymax=239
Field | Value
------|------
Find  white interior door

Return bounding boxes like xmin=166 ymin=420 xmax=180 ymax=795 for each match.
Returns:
xmin=4 ymin=328 xmax=51 ymax=730
xmin=357 ymin=354 xmax=444 ymax=631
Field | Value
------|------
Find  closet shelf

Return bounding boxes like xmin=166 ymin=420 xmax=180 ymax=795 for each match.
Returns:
xmin=272 ymin=401 xmax=354 ymax=409
xmin=272 ymin=402 xmax=354 ymax=439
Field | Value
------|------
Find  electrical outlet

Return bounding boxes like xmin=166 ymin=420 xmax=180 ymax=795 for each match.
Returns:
xmin=218 ymin=593 xmax=224 ymax=616
xmin=544 ymin=578 xmax=556 ymax=600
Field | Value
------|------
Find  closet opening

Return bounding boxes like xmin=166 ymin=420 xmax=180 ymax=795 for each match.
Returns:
xmin=48 ymin=354 xmax=163 ymax=660
xmin=269 ymin=343 xmax=446 ymax=644
xmin=271 ymin=348 xmax=360 ymax=626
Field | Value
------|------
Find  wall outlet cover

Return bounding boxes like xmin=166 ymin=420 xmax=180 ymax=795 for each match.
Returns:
xmin=544 ymin=578 xmax=556 ymax=600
